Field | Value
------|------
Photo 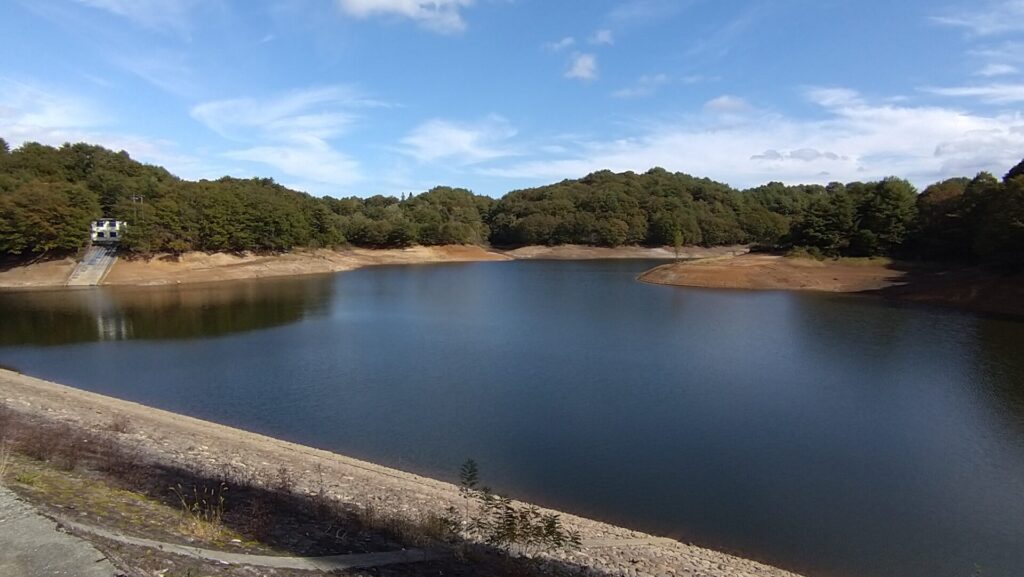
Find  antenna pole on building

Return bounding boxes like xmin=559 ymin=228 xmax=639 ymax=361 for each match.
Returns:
xmin=131 ymin=195 xmax=144 ymax=223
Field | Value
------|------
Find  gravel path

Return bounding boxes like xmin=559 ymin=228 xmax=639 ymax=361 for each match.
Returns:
xmin=55 ymin=516 xmax=442 ymax=572
xmin=0 ymin=486 xmax=121 ymax=577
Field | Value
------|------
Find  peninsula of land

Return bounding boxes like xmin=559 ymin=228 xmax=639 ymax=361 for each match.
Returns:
xmin=639 ymin=254 xmax=1024 ymax=318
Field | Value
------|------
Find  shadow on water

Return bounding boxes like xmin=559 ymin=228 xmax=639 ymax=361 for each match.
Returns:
xmin=864 ymin=260 xmax=1024 ymax=319
xmin=0 ymin=277 xmax=335 ymax=346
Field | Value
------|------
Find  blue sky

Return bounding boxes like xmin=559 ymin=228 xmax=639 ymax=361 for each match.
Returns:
xmin=2 ymin=0 xmax=1023 ymax=197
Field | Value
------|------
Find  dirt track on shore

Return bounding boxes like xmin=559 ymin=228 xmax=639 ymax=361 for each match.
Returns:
xmin=0 ymin=368 xmax=801 ymax=577
xmin=104 ymin=245 xmax=511 ymax=286
xmin=0 ymin=246 xmax=511 ymax=289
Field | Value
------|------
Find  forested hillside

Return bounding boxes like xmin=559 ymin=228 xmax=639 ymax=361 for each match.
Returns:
xmin=1 ymin=137 xmax=1022 ymax=267
xmin=0 ymin=139 xmax=492 ymax=255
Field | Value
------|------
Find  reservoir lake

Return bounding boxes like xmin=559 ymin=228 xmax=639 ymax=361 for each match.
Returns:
xmin=1 ymin=259 xmax=1023 ymax=577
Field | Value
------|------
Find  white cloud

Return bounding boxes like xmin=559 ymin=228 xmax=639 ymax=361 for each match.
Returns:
xmin=608 ymin=0 xmax=689 ymax=26
xmin=566 ymin=53 xmax=598 ymax=81
xmin=969 ymin=42 xmax=1024 ymax=63
xmin=481 ymin=88 xmax=1024 ymax=190
xmin=73 ymin=0 xmax=202 ymax=34
xmin=703 ymin=95 xmax=750 ymax=113
xmin=590 ymin=29 xmax=614 ymax=45
xmin=613 ymin=74 xmax=668 ymax=98
xmin=0 ymin=78 xmax=104 ymax=141
xmin=806 ymin=87 xmax=864 ymax=108
xmin=0 ymin=77 xmax=218 ymax=179
xmin=114 ymin=52 xmax=198 ymax=97
xmin=922 ymin=83 xmax=1024 ymax=103
xmin=976 ymin=63 xmax=1019 ymax=76
xmin=931 ymin=0 xmax=1024 ymax=36
xmin=191 ymin=86 xmax=382 ymax=192
xmin=400 ymin=116 xmax=517 ymax=164
xmin=685 ymin=6 xmax=762 ymax=59
xmin=681 ymin=74 xmax=719 ymax=84
xmin=546 ymin=37 xmax=576 ymax=51
xmin=225 ymin=138 xmax=362 ymax=191
xmin=336 ymin=0 xmax=474 ymax=33
xmin=190 ymin=86 xmax=382 ymax=141
xmin=752 ymin=148 xmax=843 ymax=162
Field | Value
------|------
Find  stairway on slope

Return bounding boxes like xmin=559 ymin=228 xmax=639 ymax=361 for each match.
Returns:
xmin=66 ymin=245 xmax=118 ymax=287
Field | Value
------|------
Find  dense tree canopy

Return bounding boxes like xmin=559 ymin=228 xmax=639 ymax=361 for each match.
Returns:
xmin=0 ymin=141 xmax=491 ymax=256
xmin=1 ymin=138 xmax=1022 ymax=268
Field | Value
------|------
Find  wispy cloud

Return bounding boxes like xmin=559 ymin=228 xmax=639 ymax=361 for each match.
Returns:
xmin=191 ymin=86 xmax=388 ymax=141
xmin=481 ymin=88 xmax=1024 ymax=189
xmin=0 ymin=77 xmax=216 ymax=179
xmin=686 ymin=5 xmax=763 ymax=59
xmin=752 ymin=149 xmax=843 ymax=162
xmin=931 ymin=0 xmax=1024 ymax=36
xmin=225 ymin=139 xmax=362 ymax=191
xmin=613 ymin=74 xmax=668 ymax=98
xmin=590 ymin=29 xmax=614 ymax=45
xmin=976 ymin=63 xmax=1019 ymax=76
xmin=114 ymin=51 xmax=199 ymax=98
xmin=25 ymin=2 xmax=203 ymax=98
xmin=191 ymin=86 xmax=383 ymax=192
xmin=703 ymin=94 xmax=751 ymax=113
xmin=0 ymin=77 xmax=105 ymax=142
xmin=566 ymin=53 xmax=598 ymax=81
xmin=400 ymin=116 xmax=517 ymax=165
xmin=336 ymin=0 xmax=475 ymax=34
xmin=546 ymin=36 xmax=576 ymax=51
xmin=607 ymin=0 xmax=691 ymax=26
xmin=922 ymin=83 xmax=1024 ymax=103
xmin=72 ymin=0 xmax=203 ymax=35
xmin=806 ymin=87 xmax=864 ymax=108
xmin=969 ymin=41 xmax=1024 ymax=63
xmin=681 ymin=74 xmax=720 ymax=84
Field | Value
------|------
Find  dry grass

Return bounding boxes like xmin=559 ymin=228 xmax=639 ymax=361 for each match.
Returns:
xmin=104 ymin=413 xmax=133 ymax=434
xmin=171 ymin=483 xmax=230 ymax=542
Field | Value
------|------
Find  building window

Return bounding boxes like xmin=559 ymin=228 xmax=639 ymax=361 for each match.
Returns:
xmin=97 ymin=232 xmax=105 ymax=238
xmin=110 ymin=232 xmax=118 ymax=238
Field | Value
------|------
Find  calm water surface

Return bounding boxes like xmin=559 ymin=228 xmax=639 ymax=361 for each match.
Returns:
xmin=1 ymin=260 xmax=1023 ymax=577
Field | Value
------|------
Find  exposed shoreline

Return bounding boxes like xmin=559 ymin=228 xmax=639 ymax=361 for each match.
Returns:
xmin=0 ymin=367 xmax=801 ymax=577
xmin=639 ymin=254 xmax=1024 ymax=319
xmin=639 ymin=254 xmax=901 ymax=293
xmin=0 ymin=244 xmax=748 ymax=290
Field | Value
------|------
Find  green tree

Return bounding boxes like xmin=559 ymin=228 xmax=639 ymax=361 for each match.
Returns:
xmin=852 ymin=177 xmax=917 ymax=255
xmin=907 ymin=177 xmax=970 ymax=259
xmin=0 ymin=181 xmax=99 ymax=255
xmin=970 ymin=174 xmax=1024 ymax=265
xmin=789 ymin=190 xmax=855 ymax=256
xmin=1005 ymin=157 xmax=1024 ymax=183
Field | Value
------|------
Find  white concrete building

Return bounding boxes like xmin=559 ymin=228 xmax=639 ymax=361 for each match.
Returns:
xmin=90 ymin=219 xmax=127 ymax=243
